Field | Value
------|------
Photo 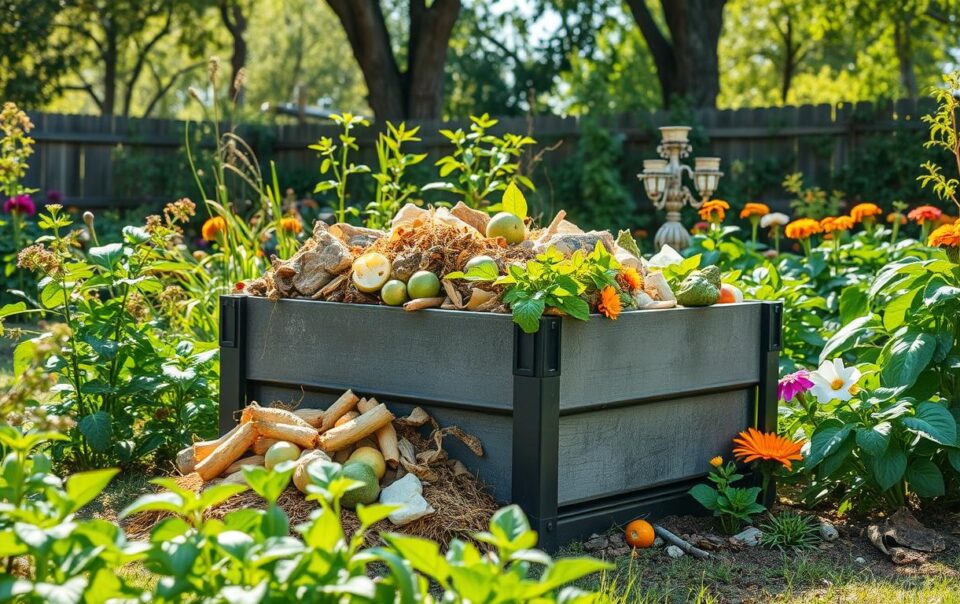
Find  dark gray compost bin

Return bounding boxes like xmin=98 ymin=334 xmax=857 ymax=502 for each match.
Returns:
xmin=219 ymin=295 xmax=781 ymax=550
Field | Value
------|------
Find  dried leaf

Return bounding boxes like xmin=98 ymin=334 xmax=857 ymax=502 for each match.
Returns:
xmin=398 ymin=407 xmax=432 ymax=427
xmin=401 ymin=458 xmax=439 ymax=482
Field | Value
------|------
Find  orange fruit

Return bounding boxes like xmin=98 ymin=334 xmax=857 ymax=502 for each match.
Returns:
xmin=624 ymin=519 xmax=655 ymax=549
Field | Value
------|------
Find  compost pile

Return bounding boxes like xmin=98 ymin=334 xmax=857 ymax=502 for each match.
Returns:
xmin=142 ymin=392 xmax=496 ymax=544
xmin=240 ymin=201 xmax=681 ymax=311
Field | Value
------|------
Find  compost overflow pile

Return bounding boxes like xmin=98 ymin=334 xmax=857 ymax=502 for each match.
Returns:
xmin=174 ymin=391 xmax=495 ymax=539
xmin=239 ymin=200 xmax=728 ymax=320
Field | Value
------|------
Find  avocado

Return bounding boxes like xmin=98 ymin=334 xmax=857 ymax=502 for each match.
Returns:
xmin=676 ymin=274 xmax=720 ymax=307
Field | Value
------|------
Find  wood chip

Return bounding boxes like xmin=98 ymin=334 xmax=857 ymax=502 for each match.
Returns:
xmin=403 ymin=297 xmax=445 ymax=311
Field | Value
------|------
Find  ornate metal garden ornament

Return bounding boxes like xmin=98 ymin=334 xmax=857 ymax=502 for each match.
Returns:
xmin=639 ymin=126 xmax=722 ymax=250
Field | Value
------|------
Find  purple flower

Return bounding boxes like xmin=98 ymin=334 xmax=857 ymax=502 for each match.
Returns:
xmin=3 ymin=194 xmax=35 ymax=217
xmin=778 ymin=369 xmax=814 ymax=402
xmin=46 ymin=189 xmax=63 ymax=203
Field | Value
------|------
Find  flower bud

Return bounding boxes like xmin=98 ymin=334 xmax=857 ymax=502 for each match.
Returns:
xmin=83 ymin=211 xmax=94 ymax=228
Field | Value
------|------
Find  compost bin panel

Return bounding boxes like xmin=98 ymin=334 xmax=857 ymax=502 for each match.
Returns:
xmin=243 ymin=298 xmax=515 ymax=410
xmin=555 ymin=389 xmax=752 ymax=505
xmin=558 ymin=303 xmax=762 ymax=410
xmin=249 ymin=383 xmax=515 ymax=502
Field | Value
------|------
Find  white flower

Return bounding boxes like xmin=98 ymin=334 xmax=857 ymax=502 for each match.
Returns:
xmin=760 ymin=212 xmax=790 ymax=228
xmin=809 ymin=359 xmax=862 ymax=404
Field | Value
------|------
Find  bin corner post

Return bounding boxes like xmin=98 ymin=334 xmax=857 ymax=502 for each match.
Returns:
xmin=512 ymin=316 xmax=561 ymax=552
xmin=757 ymin=301 xmax=782 ymax=505
xmin=219 ymin=295 xmax=248 ymax=435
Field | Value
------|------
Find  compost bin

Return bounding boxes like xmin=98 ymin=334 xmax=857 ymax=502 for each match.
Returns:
xmin=220 ymin=294 xmax=782 ymax=550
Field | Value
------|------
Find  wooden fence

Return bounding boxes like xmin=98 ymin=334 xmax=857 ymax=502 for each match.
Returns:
xmin=24 ymin=98 xmax=936 ymax=209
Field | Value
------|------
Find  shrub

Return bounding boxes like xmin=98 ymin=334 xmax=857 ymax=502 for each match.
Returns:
xmin=0 ymin=426 xmax=611 ymax=602
xmin=758 ymin=511 xmax=819 ymax=551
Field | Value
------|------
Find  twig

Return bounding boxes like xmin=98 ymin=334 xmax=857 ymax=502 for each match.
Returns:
xmin=653 ymin=524 xmax=712 ymax=559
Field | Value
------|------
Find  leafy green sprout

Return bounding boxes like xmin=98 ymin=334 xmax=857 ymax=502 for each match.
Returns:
xmin=758 ymin=511 xmax=820 ymax=551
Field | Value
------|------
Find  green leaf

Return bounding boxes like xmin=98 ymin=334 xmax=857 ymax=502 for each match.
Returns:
xmin=88 ymin=243 xmax=124 ymax=271
xmin=552 ymin=295 xmax=589 ymax=321
xmin=906 ymin=459 xmax=945 ymax=497
xmin=13 ymin=339 xmax=36 ymax=376
xmin=384 ymin=533 xmax=450 ymax=582
xmin=65 ymin=468 xmax=119 ymax=511
xmin=881 ymin=331 xmax=936 ymax=392
xmin=489 ymin=504 xmax=532 ymax=543
xmin=688 ymin=483 xmax=719 ymax=511
xmin=40 ymin=280 xmax=68 ymax=309
xmin=882 ymin=288 xmax=918 ymax=331
xmin=511 ymin=296 xmax=545 ymax=334
xmin=948 ymin=449 xmax=960 ymax=473
xmin=78 ymin=412 xmax=113 ymax=452
xmin=872 ymin=445 xmax=907 ymax=491
xmin=820 ymin=315 xmax=878 ymax=363
xmin=838 ymin=286 xmax=868 ymax=324
xmin=357 ymin=503 xmax=403 ymax=529
xmin=501 ymin=181 xmax=528 ymax=219
xmin=120 ymin=492 xmax=185 ymax=519
xmin=805 ymin=420 xmax=852 ymax=468
xmin=855 ymin=423 xmax=891 ymax=457
xmin=0 ymin=301 xmax=26 ymax=319
xmin=526 ymin=558 xmax=612 ymax=597
xmin=902 ymin=402 xmax=957 ymax=445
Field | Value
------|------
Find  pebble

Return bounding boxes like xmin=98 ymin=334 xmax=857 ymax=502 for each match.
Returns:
xmin=855 ymin=556 xmax=866 ymax=564
xmin=819 ymin=521 xmax=839 ymax=541
xmin=666 ymin=545 xmax=685 ymax=558
xmin=584 ymin=535 xmax=607 ymax=551
xmin=653 ymin=536 xmax=665 ymax=547
xmin=730 ymin=526 xmax=762 ymax=547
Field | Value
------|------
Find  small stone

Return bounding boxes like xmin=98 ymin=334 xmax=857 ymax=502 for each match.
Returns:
xmin=653 ymin=537 xmax=665 ymax=547
xmin=855 ymin=557 xmax=866 ymax=564
xmin=729 ymin=527 xmax=762 ymax=547
xmin=666 ymin=545 xmax=685 ymax=558
xmin=584 ymin=536 xmax=607 ymax=551
xmin=819 ymin=521 xmax=839 ymax=541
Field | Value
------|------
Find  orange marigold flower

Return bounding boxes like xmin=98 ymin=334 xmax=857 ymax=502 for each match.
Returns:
xmin=597 ymin=285 xmax=622 ymax=320
xmin=709 ymin=456 xmax=723 ymax=468
xmin=819 ymin=216 xmax=838 ymax=233
xmin=698 ymin=200 xmax=728 ymax=223
xmin=280 ymin=216 xmax=302 ymax=234
xmin=201 ymin=216 xmax=227 ymax=241
xmin=739 ymin=202 xmax=770 ymax=219
xmin=833 ymin=215 xmax=855 ymax=231
xmin=908 ymin=205 xmax=943 ymax=224
xmin=929 ymin=223 xmax=960 ymax=248
xmin=849 ymin=202 xmax=882 ymax=223
xmin=732 ymin=428 xmax=805 ymax=470
xmin=886 ymin=213 xmax=906 ymax=224
xmin=617 ymin=267 xmax=643 ymax=292
xmin=784 ymin=218 xmax=821 ymax=240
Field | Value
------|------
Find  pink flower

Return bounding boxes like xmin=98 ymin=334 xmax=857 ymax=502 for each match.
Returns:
xmin=778 ymin=369 xmax=814 ymax=402
xmin=4 ymin=194 xmax=35 ymax=216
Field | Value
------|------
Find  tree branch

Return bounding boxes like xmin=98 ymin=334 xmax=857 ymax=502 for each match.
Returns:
xmin=122 ymin=4 xmax=175 ymax=117
xmin=141 ymin=60 xmax=205 ymax=119
xmin=63 ymin=81 xmax=104 ymax=113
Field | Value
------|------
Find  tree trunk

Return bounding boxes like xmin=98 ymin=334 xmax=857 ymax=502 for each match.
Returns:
xmin=893 ymin=14 xmax=917 ymax=100
xmin=780 ymin=15 xmax=794 ymax=104
xmin=325 ymin=0 xmax=460 ymax=121
xmin=220 ymin=0 xmax=249 ymax=104
xmin=625 ymin=0 xmax=726 ymax=109
xmin=102 ymin=22 xmax=118 ymax=115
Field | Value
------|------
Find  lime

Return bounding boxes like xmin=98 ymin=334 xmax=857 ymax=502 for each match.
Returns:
xmin=340 ymin=462 xmax=380 ymax=508
xmin=407 ymin=271 xmax=441 ymax=299
xmin=486 ymin=212 xmax=526 ymax=244
xmin=381 ymin=279 xmax=409 ymax=306
xmin=465 ymin=255 xmax=498 ymax=275
xmin=352 ymin=252 xmax=391 ymax=293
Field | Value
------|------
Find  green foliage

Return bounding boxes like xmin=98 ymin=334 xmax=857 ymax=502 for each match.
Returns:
xmin=310 ymin=112 xmax=371 ymax=224
xmin=553 ymin=119 xmax=636 ymax=231
xmin=0 ymin=427 xmax=610 ymax=602
xmin=758 ymin=511 xmax=819 ymax=551
xmin=783 ymin=172 xmax=844 ymax=220
xmin=365 ymin=122 xmax=427 ymax=230
xmin=425 ymin=114 xmax=537 ymax=211
xmin=448 ymin=242 xmax=626 ymax=334
xmin=689 ymin=461 xmax=765 ymax=535
xmin=11 ymin=205 xmax=218 ymax=470
xmin=919 ymin=71 xmax=960 ymax=212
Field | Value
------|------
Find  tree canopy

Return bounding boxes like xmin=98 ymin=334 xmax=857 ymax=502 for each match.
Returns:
xmin=2 ymin=0 xmax=958 ymax=120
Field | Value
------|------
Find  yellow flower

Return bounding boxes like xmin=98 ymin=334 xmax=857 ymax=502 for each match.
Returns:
xmin=201 ymin=216 xmax=227 ymax=241
xmin=928 ymin=223 xmax=960 ymax=248
xmin=617 ymin=267 xmax=643 ymax=292
xmin=597 ymin=285 xmax=622 ymax=320
xmin=739 ymin=202 xmax=770 ymax=219
xmin=784 ymin=218 xmax=821 ymax=240
xmin=850 ymin=203 xmax=882 ymax=223
xmin=280 ymin=216 xmax=302 ymax=234
xmin=709 ymin=456 xmax=723 ymax=468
